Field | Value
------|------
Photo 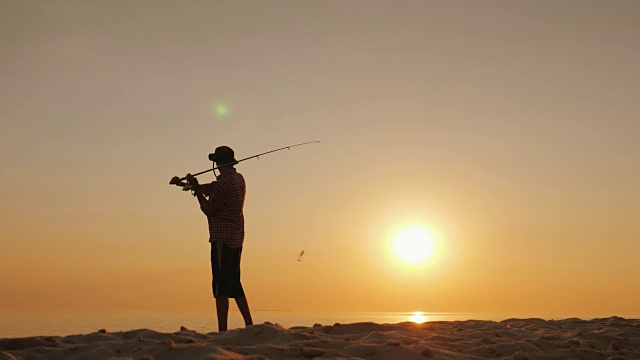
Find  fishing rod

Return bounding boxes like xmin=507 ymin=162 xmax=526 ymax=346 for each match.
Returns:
xmin=173 ymin=141 xmax=319 ymax=191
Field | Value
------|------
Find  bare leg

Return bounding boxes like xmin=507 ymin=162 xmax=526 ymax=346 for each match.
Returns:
xmin=215 ymin=296 xmax=229 ymax=332
xmin=235 ymin=296 xmax=253 ymax=326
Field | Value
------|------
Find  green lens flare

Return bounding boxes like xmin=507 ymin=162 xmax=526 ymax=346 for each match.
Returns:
xmin=214 ymin=104 xmax=228 ymax=117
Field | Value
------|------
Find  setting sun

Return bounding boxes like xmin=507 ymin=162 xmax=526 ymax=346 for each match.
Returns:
xmin=409 ymin=311 xmax=428 ymax=324
xmin=393 ymin=227 xmax=436 ymax=264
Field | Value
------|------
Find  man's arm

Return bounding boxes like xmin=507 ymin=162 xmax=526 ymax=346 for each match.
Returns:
xmin=197 ymin=185 xmax=225 ymax=217
xmin=186 ymin=174 xmax=224 ymax=217
xmin=199 ymin=183 xmax=214 ymax=196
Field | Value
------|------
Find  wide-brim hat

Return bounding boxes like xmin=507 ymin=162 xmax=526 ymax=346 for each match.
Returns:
xmin=208 ymin=146 xmax=238 ymax=165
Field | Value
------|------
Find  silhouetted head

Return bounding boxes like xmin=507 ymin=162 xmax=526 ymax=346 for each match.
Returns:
xmin=208 ymin=146 xmax=238 ymax=169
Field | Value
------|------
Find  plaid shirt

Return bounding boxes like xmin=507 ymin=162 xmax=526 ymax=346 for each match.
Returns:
xmin=198 ymin=168 xmax=246 ymax=248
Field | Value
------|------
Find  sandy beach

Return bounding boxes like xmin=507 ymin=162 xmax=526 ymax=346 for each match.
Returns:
xmin=1 ymin=317 xmax=639 ymax=359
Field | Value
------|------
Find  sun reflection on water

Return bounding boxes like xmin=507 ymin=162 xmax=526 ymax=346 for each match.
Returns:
xmin=409 ymin=311 xmax=427 ymax=324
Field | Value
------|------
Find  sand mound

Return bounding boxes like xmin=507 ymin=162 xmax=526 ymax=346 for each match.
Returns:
xmin=1 ymin=317 xmax=639 ymax=359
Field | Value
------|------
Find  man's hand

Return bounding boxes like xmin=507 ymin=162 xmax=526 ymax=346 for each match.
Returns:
xmin=185 ymin=173 xmax=199 ymax=187
xmin=169 ymin=176 xmax=182 ymax=186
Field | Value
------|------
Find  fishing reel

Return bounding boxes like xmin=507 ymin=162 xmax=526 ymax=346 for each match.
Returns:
xmin=179 ymin=172 xmax=214 ymax=196
xmin=182 ymin=184 xmax=194 ymax=192
xmin=182 ymin=183 xmax=199 ymax=197
xmin=169 ymin=176 xmax=197 ymax=195
xmin=180 ymin=181 xmax=199 ymax=196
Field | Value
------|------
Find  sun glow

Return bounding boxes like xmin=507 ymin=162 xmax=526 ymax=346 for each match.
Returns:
xmin=393 ymin=227 xmax=436 ymax=264
xmin=409 ymin=311 xmax=428 ymax=324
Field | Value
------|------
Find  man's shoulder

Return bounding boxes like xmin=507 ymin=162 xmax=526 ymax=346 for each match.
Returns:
xmin=218 ymin=171 xmax=245 ymax=187
xmin=225 ymin=169 xmax=244 ymax=180
xmin=230 ymin=171 xmax=245 ymax=186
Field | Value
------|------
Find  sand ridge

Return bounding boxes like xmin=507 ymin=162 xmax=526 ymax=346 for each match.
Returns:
xmin=1 ymin=317 xmax=639 ymax=359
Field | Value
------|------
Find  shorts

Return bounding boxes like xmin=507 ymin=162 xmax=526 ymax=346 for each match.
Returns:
xmin=211 ymin=241 xmax=245 ymax=298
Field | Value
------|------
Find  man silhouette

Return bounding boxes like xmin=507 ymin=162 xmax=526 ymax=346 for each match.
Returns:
xmin=170 ymin=146 xmax=253 ymax=331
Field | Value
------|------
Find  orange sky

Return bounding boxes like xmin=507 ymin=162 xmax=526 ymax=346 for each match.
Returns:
xmin=1 ymin=1 xmax=639 ymax=316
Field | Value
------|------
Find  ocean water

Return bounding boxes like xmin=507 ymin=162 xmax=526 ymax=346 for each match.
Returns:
xmin=1 ymin=311 xmax=638 ymax=338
